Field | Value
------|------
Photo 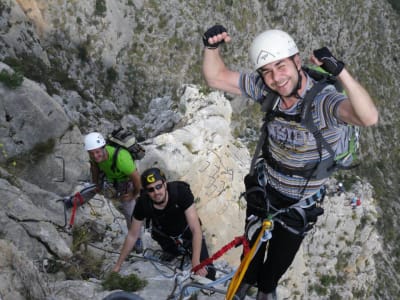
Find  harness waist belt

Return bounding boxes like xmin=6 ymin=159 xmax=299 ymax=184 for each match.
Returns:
xmin=266 ymin=184 xmax=326 ymax=209
xmin=296 ymin=186 xmax=326 ymax=208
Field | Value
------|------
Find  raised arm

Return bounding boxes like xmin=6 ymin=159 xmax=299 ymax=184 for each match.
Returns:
xmin=202 ymin=25 xmax=241 ymax=95
xmin=311 ymin=47 xmax=378 ymax=127
xmin=335 ymin=68 xmax=379 ymax=126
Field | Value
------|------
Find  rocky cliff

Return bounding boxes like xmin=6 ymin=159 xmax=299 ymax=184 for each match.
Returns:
xmin=0 ymin=0 xmax=399 ymax=299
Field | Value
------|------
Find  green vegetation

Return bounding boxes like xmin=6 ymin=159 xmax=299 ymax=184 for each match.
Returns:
xmin=0 ymin=69 xmax=23 ymax=89
xmin=308 ymin=274 xmax=343 ymax=298
xmin=64 ymin=252 xmax=103 ymax=280
xmin=308 ymin=283 xmax=328 ymax=296
xmin=388 ymin=0 xmax=400 ymax=13
xmin=95 ymin=0 xmax=107 ymax=17
xmin=62 ymin=223 xmax=106 ymax=280
xmin=72 ymin=224 xmax=93 ymax=252
xmin=334 ymin=171 xmax=359 ymax=191
xmin=102 ymin=272 xmax=147 ymax=292
xmin=335 ymin=250 xmax=352 ymax=273
xmin=106 ymin=67 xmax=119 ymax=82
xmin=77 ymin=41 xmax=90 ymax=62
xmin=320 ymin=274 xmax=337 ymax=286
xmin=6 ymin=138 xmax=56 ymax=171
xmin=3 ymin=55 xmax=80 ymax=97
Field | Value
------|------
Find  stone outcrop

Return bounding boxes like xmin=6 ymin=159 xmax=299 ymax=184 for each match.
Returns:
xmin=137 ymin=85 xmax=249 ymax=265
xmin=0 ymin=0 xmax=399 ymax=298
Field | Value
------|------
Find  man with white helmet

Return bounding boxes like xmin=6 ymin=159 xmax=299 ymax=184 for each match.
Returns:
xmin=84 ymin=132 xmax=143 ymax=253
xmin=202 ymin=25 xmax=378 ymax=299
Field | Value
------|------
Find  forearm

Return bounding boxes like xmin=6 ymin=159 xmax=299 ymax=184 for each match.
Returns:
xmin=114 ymin=232 xmax=138 ymax=271
xmin=203 ymin=48 xmax=224 ymax=86
xmin=190 ymin=229 xmax=203 ymax=267
xmin=131 ymin=170 xmax=141 ymax=199
xmin=338 ymin=68 xmax=379 ymax=126
xmin=202 ymin=48 xmax=241 ymax=95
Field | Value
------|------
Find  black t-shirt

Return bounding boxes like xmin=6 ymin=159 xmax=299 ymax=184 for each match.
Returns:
xmin=133 ymin=181 xmax=194 ymax=236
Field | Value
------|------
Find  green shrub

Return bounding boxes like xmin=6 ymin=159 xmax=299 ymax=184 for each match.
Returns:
xmin=106 ymin=67 xmax=119 ymax=82
xmin=95 ymin=0 xmax=107 ymax=16
xmin=102 ymin=272 xmax=147 ymax=292
xmin=320 ymin=274 xmax=337 ymax=286
xmin=77 ymin=43 xmax=90 ymax=62
xmin=64 ymin=252 xmax=103 ymax=280
xmin=308 ymin=283 xmax=328 ymax=296
xmin=388 ymin=0 xmax=400 ymax=13
xmin=0 ymin=69 xmax=23 ymax=89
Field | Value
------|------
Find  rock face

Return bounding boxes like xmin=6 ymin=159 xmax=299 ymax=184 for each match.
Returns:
xmin=137 ymin=85 xmax=249 ymax=265
xmin=0 ymin=83 xmax=383 ymax=299
xmin=0 ymin=62 xmax=87 ymax=195
xmin=0 ymin=0 xmax=399 ymax=298
xmin=281 ymin=181 xmax=381 ymax=299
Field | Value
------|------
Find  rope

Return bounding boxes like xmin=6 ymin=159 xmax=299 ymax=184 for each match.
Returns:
xmin=191 ymin=235 xmax=249 ymax=273
xmin=105 ymin=197 xmax=125 ymax=232
xmin=225 ymin=220 xmax=273 ymax=300
xmin=68 ymin=192 xmax=84 ymax=228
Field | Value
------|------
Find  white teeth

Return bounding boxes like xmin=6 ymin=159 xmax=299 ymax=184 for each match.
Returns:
xmin=277 ymin=80 xmax=287 ymax=87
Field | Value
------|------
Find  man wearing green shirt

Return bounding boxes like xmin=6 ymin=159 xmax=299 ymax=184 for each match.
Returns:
xmin=84 ymin=132 xmax=143 ymax=253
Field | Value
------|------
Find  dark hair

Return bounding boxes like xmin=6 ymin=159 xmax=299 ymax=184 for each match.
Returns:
xmin=141 ymin=168 xmax=166 ymax=187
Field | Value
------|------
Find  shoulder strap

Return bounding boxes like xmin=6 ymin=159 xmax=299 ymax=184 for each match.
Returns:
xmin=249 ymin=78 xmax=335 ymax=176
xmin=301 ymin=80 xmax=335 ymax=159
xmin=111 ymin=146 xmax=121 ymax=172
xmin=249 ymin=95 xmax=280 ymax=175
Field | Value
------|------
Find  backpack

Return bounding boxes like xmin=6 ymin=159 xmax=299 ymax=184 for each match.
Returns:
xmin=249 ymin=66 xmax=360 ymax=180
xmin=107 ymin=127 xmax=145 ymax=172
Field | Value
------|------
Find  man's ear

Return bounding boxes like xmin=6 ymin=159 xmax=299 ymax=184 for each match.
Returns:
xmin=293 ymin=54 xmax=302 ymax=71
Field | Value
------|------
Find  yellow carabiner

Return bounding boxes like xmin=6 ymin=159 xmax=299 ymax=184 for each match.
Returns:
xmin=225 ymin=220 xmax=272 ymax=300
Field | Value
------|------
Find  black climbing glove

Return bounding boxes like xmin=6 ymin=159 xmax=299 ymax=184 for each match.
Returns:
xmin=202 ymin=25 xmax=227 ymax=49
xmin=313 ymin=47 xmax=345 ymax=76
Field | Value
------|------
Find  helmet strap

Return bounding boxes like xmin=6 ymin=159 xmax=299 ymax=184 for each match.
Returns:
xmin=287 ymin=55 xmax=302 ymax=99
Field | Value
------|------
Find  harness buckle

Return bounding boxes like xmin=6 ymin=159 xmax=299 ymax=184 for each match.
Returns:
xmin=300 ymin=186 xmax=326 ymax=208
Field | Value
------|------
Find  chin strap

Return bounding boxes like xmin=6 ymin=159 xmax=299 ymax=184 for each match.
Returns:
xmin=287 ymin=56 xmax=303 ymax=98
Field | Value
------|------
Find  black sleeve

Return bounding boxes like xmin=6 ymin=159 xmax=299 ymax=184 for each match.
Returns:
xmin=170 ymin=181 xmax=194 ymax=211
xmin=132 ymin=195 xmax=151 ymax=221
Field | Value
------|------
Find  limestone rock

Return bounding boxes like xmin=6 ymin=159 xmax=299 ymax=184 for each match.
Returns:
xmin=137 ymin=85 xmax=249 ymax=264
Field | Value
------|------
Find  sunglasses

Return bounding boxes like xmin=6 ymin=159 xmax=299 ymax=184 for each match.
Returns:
xmin=146 ymin=183 xmax=164 ymax=193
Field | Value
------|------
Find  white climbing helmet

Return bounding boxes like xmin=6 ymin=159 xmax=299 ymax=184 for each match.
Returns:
xmin=249 ymin=29 xmax=299 ymax=70
xmin=84 ymin=132 xmax=106 ymax=151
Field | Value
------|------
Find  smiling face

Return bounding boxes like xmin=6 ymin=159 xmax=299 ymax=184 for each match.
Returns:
xmin=88 ymin=147 xmax=107 ymax=163
xmin=258 ymin=55 xmax=302 ymax=98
